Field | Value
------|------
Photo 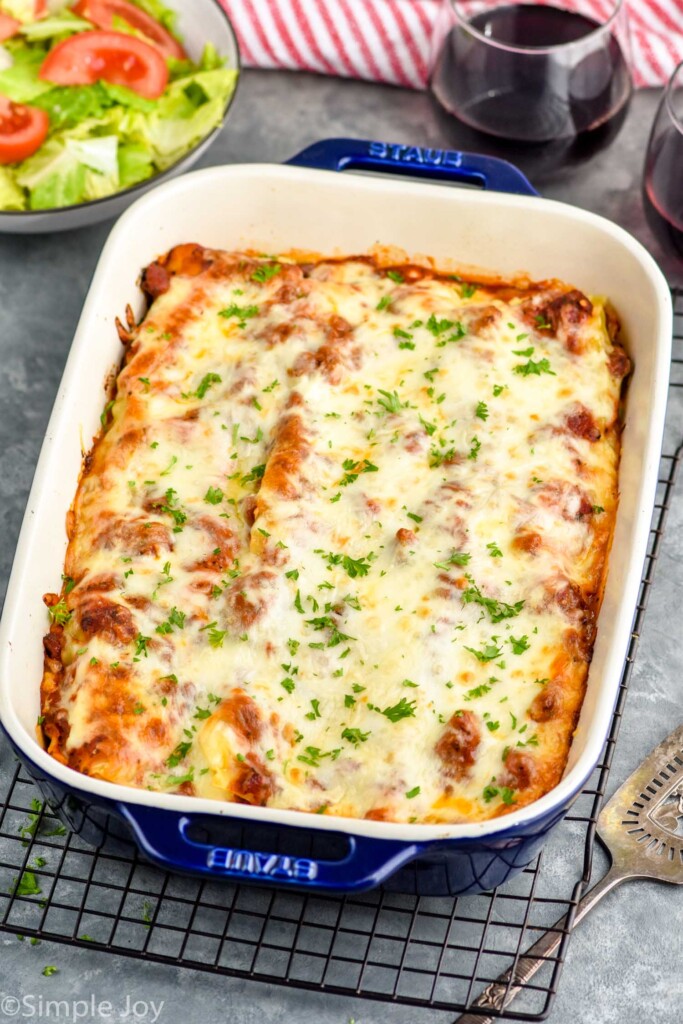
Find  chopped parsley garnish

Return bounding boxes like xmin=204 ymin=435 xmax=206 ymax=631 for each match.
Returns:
xmin=341 ymin=727 xmax=370 ymax=745
xmin=281 ymin=677 xmax=296 ymax=694
xmin=100 ymin=399 xmax=114 ymax=429
xmin=485 ymin=720 xmax=500 ymax=732
xmin=219 ymin=303 xmax=260 ymax=327
xmin=486 ymin=541 xmax=503 ymax=558
xmin=193 ymin=372 xmax=222 ymax=399
xmin=342 ymin=554 xmax=372 ymax=579
xmin=166 ymin=768 xmax=195 ymax=787
xmin=155 ymin=607 xmax=186 ymax=635
xmin=464 ymin=642 xmax=502 ymax=663
xmin=592 ymin=504 xmax=605 ymax=514
xmin=513 ymin=358 xmax=556 ymax=377
xmin=461 ymin=578 xmax=524 ymax=623
xmin=11 ymin=870 xmax=42 ymax=897
xmin=305 ymin=614 xmax=356 ymax=648
xmin=263 ymin=379 xmax=280 ymax=393
xmin=158 ymin=488 xmax=187 ymax=531
xmin=535 ymin=314 xmax=552 ymax=329
xmin=377 ymin=389 xmax=404 ymax=414
xmin=419 ymin=414 xmax=437 ymax=436
xmin=134 ymin=634 xmax=151 ymax=658
xmin=429 ymin=443 xmax=456 ymax=468
xmin=434 ymin=551 xmax=471 ymax=569
xmin=166 ymin=742 xmax=192 ymax=768
xmin=509 ymin=635 xmax=530 ymax=654
xmin=468 ymin=436 xmax=481 ymax=461
xmin=251 ymin=263 xmax=281 ymax=283
xmin=492 ymin=384 xmax=508 ymax=397
xmin=513 ymin=346 xmax=535 ymax=357
xmin=475 ymin=401 xmax=489 ymax=421
xmin=241 ymin=463 xmax=266 ymax=486
xmin=376 ymin=294 xmax=392 ymax=311
xmin=204 ymin=486 xmax=224 ymax=505
xmin=460 ymin=283 xmax=476 ymax=298
xmin=427 ymin=313 xmax=466 ymax=346
xmin=386 ymin=270 xmax=404 ymax=283
xmin=199 ymin=622 xmax=227 ymax=648
xmin=160 ymin=455 xmax=178 ymax=477
xmin=405 ymin=786 xmax=421 ymax=799
xmin=61 ymin=574 xmax=76 ymax=594
xmin=42 ymin=966 xmax=58 ymax=977
xmin=48 ymin=599 xmax=71 ymax=626
xmin=378 ymin=697 xmax=417 ymax=723
xmin=426 ymin=313 xmax=454 ymax=337
xmin=339 ymin=458 xmax=379 ymax=486
xmin=464 ymin=683 xmax=492 ymax=701
xmin=305 ymin=699 xmax=322 ymax=720
xmin=406 ymin=512 xmax=422 ymax=524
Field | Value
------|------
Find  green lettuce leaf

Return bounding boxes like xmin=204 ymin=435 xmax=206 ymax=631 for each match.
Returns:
xmin=32 ymin=84 xmax=110 ymax=129
xmin=0 ymin=46 xmax=52 ymax=102
xmin=118 ymin=141 xmax=154 ymax=188
xmin=146 ymin=95 xmax=224 ymax=166
xmin=0 ymin=167 xmax=26 ymax=210
xmin=168 ymin=43 xmax=225 ymax=81
xmin=16 ymin=136 xmax=88 ymax=210
xmin=101 ymin=81 xmax=156 ymax=112
xmin=19 ymin=12 xmax=93 ymax=40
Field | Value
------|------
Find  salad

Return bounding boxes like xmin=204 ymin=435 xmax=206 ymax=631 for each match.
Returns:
xmin=0 ymin=0 xmax=237 ymax=211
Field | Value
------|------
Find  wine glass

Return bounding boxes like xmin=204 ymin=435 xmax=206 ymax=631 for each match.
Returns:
xmin=643 ymin=61 xmax=683 ymax=257
xmin=430 ymin=0 xmax=633 ymax=164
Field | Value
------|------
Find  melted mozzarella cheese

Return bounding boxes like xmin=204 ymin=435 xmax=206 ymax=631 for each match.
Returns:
xmin=41 ymin=252 xmax=626 ymax=824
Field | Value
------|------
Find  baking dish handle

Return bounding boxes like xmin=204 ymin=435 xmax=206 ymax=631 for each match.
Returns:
xmin=286 ymin=137 xmax=538 ymax=196
xmin=118 ymin=804 xmax=425 ymax=892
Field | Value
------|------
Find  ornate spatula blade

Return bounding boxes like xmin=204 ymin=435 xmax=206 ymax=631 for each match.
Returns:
xmin=597 ymin=723 xmax=683 ymax=881
xmin=456 ymin=724 xmax=683 ymax=1023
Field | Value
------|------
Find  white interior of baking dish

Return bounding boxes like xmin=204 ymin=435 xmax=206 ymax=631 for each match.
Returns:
xmin=0 ymin=164 xmax=672 ymax=841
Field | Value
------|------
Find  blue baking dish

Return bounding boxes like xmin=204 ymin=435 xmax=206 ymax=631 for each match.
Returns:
xmin=0 ymin=138 xmax=671 ymax=895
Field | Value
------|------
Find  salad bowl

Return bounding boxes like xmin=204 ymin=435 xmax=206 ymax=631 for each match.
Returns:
xmin=0 ymin=0 xmax=239 ymax=232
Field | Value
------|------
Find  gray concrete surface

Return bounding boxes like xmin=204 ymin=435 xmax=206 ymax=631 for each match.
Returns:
xmin=0 ymin=69 xmax=682 ymax=1023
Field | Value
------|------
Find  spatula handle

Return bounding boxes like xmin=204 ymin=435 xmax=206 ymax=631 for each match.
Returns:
xmin=455 ymin=865 xmax=625 ymax=1022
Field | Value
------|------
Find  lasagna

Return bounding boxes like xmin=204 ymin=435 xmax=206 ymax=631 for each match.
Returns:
xmin=40 ymin=245 xmax=630 ymax=824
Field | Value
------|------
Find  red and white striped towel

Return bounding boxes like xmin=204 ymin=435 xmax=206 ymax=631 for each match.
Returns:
xmin=217 ymin=0 xmax=683 ymax=89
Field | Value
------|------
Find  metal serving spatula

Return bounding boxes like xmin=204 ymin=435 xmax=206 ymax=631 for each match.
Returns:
xmin=457 ymin=724 xmax=683 ymax=1023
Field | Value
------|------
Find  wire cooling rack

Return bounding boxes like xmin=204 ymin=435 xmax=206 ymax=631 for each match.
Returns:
xmin=1 ymin=292 xmax=682 ymax=1022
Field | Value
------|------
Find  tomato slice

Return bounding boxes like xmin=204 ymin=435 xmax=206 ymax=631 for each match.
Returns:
xmin=0 ymin=95 xmax=49 ymax=164
xmin=73 ymin=0 xmax=186 ymax=60
xmin=40 ymin=30 xmax=169 ymax=100
xmin=0 ymin=13 xmax=21 ymax=41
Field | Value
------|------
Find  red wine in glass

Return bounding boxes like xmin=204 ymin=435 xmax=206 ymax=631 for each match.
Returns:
xmin=643 ymin=64 xmax=683 ymax=257
xmin=431 ymin=2 xmax=633 ymax=166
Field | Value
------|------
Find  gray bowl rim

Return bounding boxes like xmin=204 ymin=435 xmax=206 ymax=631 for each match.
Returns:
xmin=0 ymin=0 xmax=241 ymax=221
